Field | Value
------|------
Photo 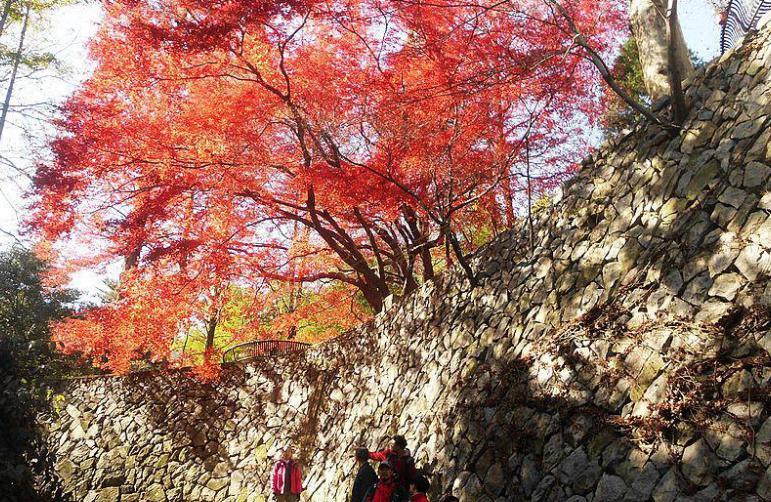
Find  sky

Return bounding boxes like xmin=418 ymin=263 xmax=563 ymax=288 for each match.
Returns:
xmin=0 ymin=0 xmax=723 ymax=297
xmin=0 ymin=2 xmax=102 ymax=238
xmin=0 ymin=2 xmax=104 ymax=298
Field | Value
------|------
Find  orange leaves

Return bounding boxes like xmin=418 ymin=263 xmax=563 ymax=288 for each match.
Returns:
xmin=51 ymin=274 xmax=192 ymax=374
xmin=29 ymin=0 xmax=626 ymax=375
xmin=266 ymin=284 xmax=368 ymax=343
xmin=190 ymin=353 xmax=223 ymax=381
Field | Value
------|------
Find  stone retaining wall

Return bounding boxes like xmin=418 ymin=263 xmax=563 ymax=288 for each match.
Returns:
xmin=4 ymin=22 xmax=771 ymax=502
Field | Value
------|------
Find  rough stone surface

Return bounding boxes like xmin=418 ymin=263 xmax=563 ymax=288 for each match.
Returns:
xmin=4 ymin=16 xmax=771 ymax=502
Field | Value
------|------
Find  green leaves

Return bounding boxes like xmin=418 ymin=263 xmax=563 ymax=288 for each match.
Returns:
xmin=0 ymin=246 xmax=79 ymax=377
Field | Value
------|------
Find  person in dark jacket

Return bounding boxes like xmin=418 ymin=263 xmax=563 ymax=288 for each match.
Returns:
xmin=366 ymin=435 xmax=417 ymax=491
xmin=438 ymin=495 xmax=459 ymax=502
xmin=363 ymin=462 xmax=409 ymax=502
xmin=351 ymin=447 xmax=378 ymax=502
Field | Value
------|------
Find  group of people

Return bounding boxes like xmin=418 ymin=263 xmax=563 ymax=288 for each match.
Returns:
xmin=270 ymin=435 xmax=460 ymax=502
xmin=350 ymin=435 xmax=459 ymax=502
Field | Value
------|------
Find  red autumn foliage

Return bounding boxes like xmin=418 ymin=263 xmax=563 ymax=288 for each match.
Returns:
xmin=29 ymin=0 xmax=626 ymax=372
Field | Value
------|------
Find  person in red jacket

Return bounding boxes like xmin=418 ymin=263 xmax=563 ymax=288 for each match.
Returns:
xmin=363 ymin=462 xmax=409 ymax=502
xmin=409 ymin=475 xmax=431 ymax=502
xmin=271 ymin=446 xmax=303 ymax=501
xmin=366 ymin=435 xmax=417 ymax=491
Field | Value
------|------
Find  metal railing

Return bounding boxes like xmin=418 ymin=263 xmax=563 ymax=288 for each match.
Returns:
xmin=221 ymin=340 xmax=311 ymax=363
xmin=721 ymin=0 xmax=771 ymax=53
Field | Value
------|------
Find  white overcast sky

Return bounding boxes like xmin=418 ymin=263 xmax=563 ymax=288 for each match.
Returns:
xmin=0 ymin=0 xmax=723 ymax=296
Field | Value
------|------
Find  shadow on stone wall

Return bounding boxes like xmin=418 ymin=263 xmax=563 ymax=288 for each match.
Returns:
xmin=423 ymin=145 xmax=771 ymax=498
xmin=440 ymin=295 xmax=768 ymax=500
xmin=397 ymin=110 xmax=771 ymax=496
xmin=122 ymin=366 xmax=253 ymax=475
xmin=0 ymin=343 xmax=70 ymax=501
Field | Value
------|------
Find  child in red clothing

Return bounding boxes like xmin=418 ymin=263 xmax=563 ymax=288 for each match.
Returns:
xmin=409 ymin=475 xmax=431 ymax=502
xmin=363 ymin=462 xmax=409 ymax=502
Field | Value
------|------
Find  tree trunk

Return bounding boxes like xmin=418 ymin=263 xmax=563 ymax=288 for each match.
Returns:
xmin=525 ymin=138 xmax=535 ymax=253
xmin=360 ymin=284 xmax=384 ymax=312
xmin=287 ymin=220 xmax=302 ymax=313
xmin=181 ymin=331 xmax=190 ymax=355
xmin=667 ymin=0 xmax=688 ymax=125
xmin=419 ymin=237 xmax=435 ymax=281
xmin=547 ymin=0 xmax=673 ymax=128
xmin=0 ymin=1 xmax=29 ymax=145
xmin=444 ymin=221 xmax=477 ymax=287
xmin=0 ymin=0 xmax=14 ymax=38
xmin=501 ymin=173 xmax=516 ymax=228
xmin=124 ymin=247 xmax=141 ymax=271
xmin=202 ymin=311 xmax=220 ymax=363
xmin=629 ymin=0 xmax=693 ymax=101
xmin=204 ymin=314 xmax=218 ymax=351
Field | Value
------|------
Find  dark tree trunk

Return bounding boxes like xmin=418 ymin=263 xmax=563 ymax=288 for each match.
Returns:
xmin=0 ymin=0 xmax=14 ymax=37
xmin=0 ymin=1 xmax=29 ymax=145
xmin=525 ymin=137 xmax=535 ymax=253
xmin=444 ymin=222 xmax=477 ymax=287
xmin=667 ymin=0 xmax=689 ymax=125
xmin=546 ymin=0 xmax=676 ymax=128
xmin=205 ymin=314 xmax=218 ymax=351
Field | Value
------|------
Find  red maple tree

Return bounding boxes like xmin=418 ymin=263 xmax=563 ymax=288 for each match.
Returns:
xmin=29 ymin=0 xmax=625 ymax=372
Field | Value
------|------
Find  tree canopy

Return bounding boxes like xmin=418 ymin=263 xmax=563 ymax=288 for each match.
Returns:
xmin=29 ymin=0 xmax=626 ymax=372
xmin=0 ymin=245 xmax=78 ymax=375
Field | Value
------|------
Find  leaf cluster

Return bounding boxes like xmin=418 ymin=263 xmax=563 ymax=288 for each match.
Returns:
xmin=0 ymin=245 xmax=93 ymax=384
xmin=28 ymin=0 xmax=628 ymax=372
